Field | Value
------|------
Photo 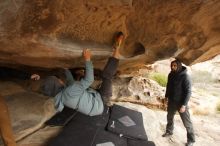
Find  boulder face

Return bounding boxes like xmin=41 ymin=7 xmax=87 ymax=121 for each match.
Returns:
xmin=0 ymin=0 xmax=220 ymax=72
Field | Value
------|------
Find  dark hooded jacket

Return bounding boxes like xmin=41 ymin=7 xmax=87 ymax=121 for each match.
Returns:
xmin=165 ymin=66 xmax=192 ymax=106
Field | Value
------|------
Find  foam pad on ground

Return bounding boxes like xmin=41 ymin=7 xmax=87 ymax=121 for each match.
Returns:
xmin=107 ymin=104 xmax=148 ymax=140
xmin=69 ymin=105 xmax=110 ymax=127
xmin=45 ymin=106 xmax=77 ymax=126
xmin=92 ymin=129 xmax=127 ymax=146
xmin=48 ymin=114 xmax=97 ymax=146
xmin=47 ymin=106 xmax=121 ymax=146
xmin=127 ymin=139 xmax=156 ymax=146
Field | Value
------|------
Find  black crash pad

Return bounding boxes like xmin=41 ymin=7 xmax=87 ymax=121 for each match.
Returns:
xmin=45 ymin=106 xmax=77 ymax=126
xmin=107 ymin=104 xmax=148 ymax=140
xmin=47 ymin=105 xmax=153 ymax=146
xmin=48 ymin=116 xmax=97 ymax=146
xmin=127 ymin=139 xmax=156 ymax=146
xmin=92 ymin=129 xmax=127 ymax=146
xmin=47 ymin=106 xmax=127 ymax=146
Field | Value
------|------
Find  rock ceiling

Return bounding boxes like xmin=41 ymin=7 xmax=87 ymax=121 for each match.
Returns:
xmin=0 ymin=0 xmax=220 ymax=73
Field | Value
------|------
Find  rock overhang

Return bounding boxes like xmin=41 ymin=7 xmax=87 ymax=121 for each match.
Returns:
xmin=0 ymin=0 xmax=220 ymax=73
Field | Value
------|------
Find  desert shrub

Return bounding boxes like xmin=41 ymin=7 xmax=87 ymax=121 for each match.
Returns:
xmin=211 ymin=91 xmax=220 ymax=97
xmin=217 ymin=102 xmax=220 ymax=112
xmin=149 ymin=72 xmax=167 ymax=87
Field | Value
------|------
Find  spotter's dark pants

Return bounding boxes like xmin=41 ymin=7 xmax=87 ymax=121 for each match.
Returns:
xmin=166 ymin=100 xmax=195 ymax=143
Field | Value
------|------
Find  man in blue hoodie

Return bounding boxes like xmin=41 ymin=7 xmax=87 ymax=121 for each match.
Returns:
xmin=162 ymin=59 xmax=195 ymax=146
xmin=41 ymin=32 xmax=124 ymax=116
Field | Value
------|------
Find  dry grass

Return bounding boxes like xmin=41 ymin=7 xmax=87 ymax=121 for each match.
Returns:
xmin=217 ymin=102 xmax=220 ymax=112
xmin=191 ymin=70 xmax=216 ymax=83
xmin=148 ymin=72 xmax=167 ymax=87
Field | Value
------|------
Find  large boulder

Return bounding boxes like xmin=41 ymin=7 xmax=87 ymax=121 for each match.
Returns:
xmin=0 ymin=80 xmax=56 ymax=144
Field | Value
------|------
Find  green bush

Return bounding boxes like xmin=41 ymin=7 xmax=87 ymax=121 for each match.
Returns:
xmin=149 ymin=72 xmax=167 ymax=87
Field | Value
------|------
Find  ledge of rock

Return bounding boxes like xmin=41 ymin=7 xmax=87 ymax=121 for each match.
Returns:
xmin=0 ymin=0 xmax=220 ymax=73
